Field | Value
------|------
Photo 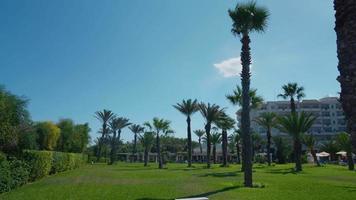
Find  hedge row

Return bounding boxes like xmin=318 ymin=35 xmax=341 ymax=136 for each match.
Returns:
xmin=23 ymin=150 xmax=86 ymax=181
xmin=0 ymin=150 xmax=86 ymax=193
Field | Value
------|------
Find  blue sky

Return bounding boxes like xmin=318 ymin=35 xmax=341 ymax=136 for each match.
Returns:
xmin=0 ymin=0 xmax=337 ymax=143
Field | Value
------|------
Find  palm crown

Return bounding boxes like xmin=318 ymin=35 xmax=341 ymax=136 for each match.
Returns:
xmin=95 ymin=109 xmax=115 ymax=124
xmin=173 ymin=99 xmax=199 ymax=117
xmin=194 ymin=129 xmax=205 ymax=138
xmin=144 ymin=117 xmax=171 ymax=135
xmin=278 ymin=83 xmax=305 ymax=101
xmin=277 ymin=112 xmax=316 ymax=140
xmin=254 ymin=112 xmax=277 ymax=129
xmin=215 ymin=113 xmax=235 ymax=130
xmin=228 ymin=1 xmax=269 ymax=36
xmin=198 ymin=103 xmax=225 ymax=124
xmin=129 ymin=124 xmax=145 ymax=135
xmin=226 ymin=85 xmax=263 ymax=109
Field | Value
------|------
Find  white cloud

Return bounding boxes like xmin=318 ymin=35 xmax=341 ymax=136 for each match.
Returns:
xmin=214 ymin=57 xmax=242 ymax=78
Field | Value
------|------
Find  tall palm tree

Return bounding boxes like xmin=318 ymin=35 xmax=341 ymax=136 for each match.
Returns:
xmin=229 ymin=129 xmax=241 ymax=164
xmin=277 ymin=112 xmax=316 ymax=172
xmin=173 ymin=99 xmax=199 ymax=167
xmin=229 ymin=1 xmax=269 ymax=185
xmin=199 ymin=103 xmax=224 ymax=168
xmin=140 ymin=131 xmax=155 ymax=167
xmin=334 ymin=0 xmax=356 ymax=153
xmin=94 ymin=109 xmax=115 ymax=161
xmin=144 ymin=118 xmax=171 ymax=169
xmin=216 ymin=114 xmax=235 ymax=167
xmin=254 ymin=112 xmax=277 ymax=166
xmin=194 ymin=129 xmax=205 ymax=154
xmin=206 ymin=132 xmax=222 ymax=164
xmin=278 ymin=83 xmax=305 ymax=114
xmin=109 ymin=117 xmax=131 ymax=165
xmin=303 ymin=134 xmax=320 ymax=167
xmin=336 ymin=132 xmax=354 ymax=170
xmin=129 ymin=124 xmax=145 ymax=162
xmin=226 ymin=85 xmax=264 ymax=182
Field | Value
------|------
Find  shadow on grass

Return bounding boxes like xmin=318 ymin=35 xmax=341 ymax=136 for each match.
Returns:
xmin=197 ymin=171 xmax=242 ymax=178
xmin=266 ymin=168 xmax=298 ymax=175
xmin=136 ymin=185 xmax=241 ymax=200
xmin=178 ymin=185 xmax=241 ymax=199
xmin=337 ymin=185 xmax=356 ymax=192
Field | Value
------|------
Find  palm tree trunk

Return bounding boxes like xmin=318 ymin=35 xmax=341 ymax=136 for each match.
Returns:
xmin=109 ymin=131 xmax=117 ymax=165
xmin=346 ymin=150 xmax=355 ymax=170
xmin=310 ymin=147 xmax=320 ymax=167
xmin=236 ymin=142 xmax=241 ymax=164
xmin=290 ymin=97 xmax=296 ymax=114
xmin=199 ymin=138 xmax=202 ymax=154
xmin=240 ymin=33 xmax=253 ymax=187
xmin=334 ymin=0 xmax=356 ymax=154
xmin=144 ymin=147 xmax=148 ymax=167
xmin=187 ymin=116 xmax=192 ymax=167
xmin=205 ymin=123 xmax=212 ymax=168
xmin=213 ymin=144 xmax=217 ymax=164
xmin=222 ymin=130 xmax=228 ymax=167
xmin=294 ymin=139 xmax=302 ymax=171
xmin=133 ymin=133 xmax=137 ymax=162
xmin=156 ymin=132 xmax=163 ymax=169
xmin=267 ymin=128 xmax=272 ymax=166
xmin=97 ymin=124 xmax=106 ymax=161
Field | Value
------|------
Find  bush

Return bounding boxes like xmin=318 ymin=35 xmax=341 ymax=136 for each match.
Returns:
xmin=0 ymin=153 xmax=30 ymax=193
xmin=51 ymin=152 xmax=85 ymax=174
xmin=23 ymin=150 xmax=53 ymax=181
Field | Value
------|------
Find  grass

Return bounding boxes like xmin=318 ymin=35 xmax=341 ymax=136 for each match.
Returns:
xmin=1 ymin=163 xmax=356 ymax=200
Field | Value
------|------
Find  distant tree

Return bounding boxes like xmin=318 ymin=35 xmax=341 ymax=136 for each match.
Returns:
xmin=254 ymin=112 xmax=277 ymax=166
xmin=273 ymin=136 xmax=290 ymax=164
xmin=109 ymin=117 xmax=130 ymax=165
xmin=277 ymin=112 xmax=315 ymax=171
xmin=194 ymin=129 xmax=205 ymax=154
xmin=229 ymin=129 xmax=241 ymax=164
xmin=140 ymin=132 xmax=155 ymax=166
xmin=94 ymin=109 xmax=115 ymax=161
xmin=320 ymin=140 xmax=338 ymax=161
xmin=56 ymin=119 xmax=75 ymax=152
xmin=18 ymin=127 xmax=38 ymax=150
xmin=0 ymin=85 xmax=31 ymax=153
xmin=303 ymin=134 xmax=320 ymax=167
xmin=205 ymin=132 xmax=221 ymax=164
xmin=72 ymin=123 xmax=90 ymax=153
xmin=278 ymin=83 xmax=305 ymax=114
xmin=129 ymin=124 xmax=144 ymax=162
xmin=144 ymin=118 xmax=171 ymax=169
xmin=173 ymin=99 xmax=199 ymax=167
xmin=35 ymin=121 xmax=61 ymax=151
xmin=199 ymin=103 xmax=224 ymax=168
xmin=336 ymin=132 xmax=354 ymax=170
xmin=215 ymin=113 xmax=235 ymax=167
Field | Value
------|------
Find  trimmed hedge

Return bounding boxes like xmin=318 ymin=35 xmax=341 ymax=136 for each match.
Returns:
xmin=23 ymin=150 xmax=86 ymax=181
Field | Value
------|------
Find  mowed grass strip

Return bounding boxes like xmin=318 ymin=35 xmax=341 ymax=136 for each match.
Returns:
xmin=1 ymin=163 xmax=356 ymax=200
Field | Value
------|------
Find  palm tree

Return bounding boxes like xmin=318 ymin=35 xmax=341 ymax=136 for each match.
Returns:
xmin=144 ymin=118 xmax=171 ymax=169
xmin=140 ymin=131 xmax=155 ymax=167
xmin=336 ymin=132 xmax=354 ymax=170
xmin=216 ymin=114 xmax=235 ymax=167
xmin=109 ymin=117 xmax=131 ymax=165
xmin=194 ymin=129 xmax=205 ymax=154
xmin=254 ymin=112 xmax=277 ymax=166
xmin=94 ymin=109 xmax=115 ymax=161
xmin=303 ymin=134 xmax=320 ymax=167
xmin=173 ymin=99 xmax=199 ymax=167
xmin=334 ymin=0 xmax=356 ymax=153
xmin=199 ymin=103 xmax=224 ymax=168
xmin=278 ymin=83 xmax=305 ymax=114
xmin=129 ymin=124 xmax=145 ymax=162
xmin=205 ymin=132 xmax=222 ymax=164
xmin=226 ymin=85 xmax=264 ymax=182
xmin=228 ymin=1 xmax=269 ymax=185
xmin=229 ymin=129 xmax=241 ymax=164
xmin=277 ymin=112 xmax=316 ymax=172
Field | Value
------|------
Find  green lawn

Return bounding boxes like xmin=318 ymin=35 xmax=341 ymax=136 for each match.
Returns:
xmin=1 ymin=163 xmax=356 ymax=200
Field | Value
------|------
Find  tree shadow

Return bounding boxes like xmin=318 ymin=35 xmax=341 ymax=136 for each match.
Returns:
xmin=197 ymin=171 xmax=241 ymax=178
xmin=178 ymin=185 xmax=241 ymax=199
xmin=135 ymin=198 xmax=172 ymax=200
xmin=266 ymin=168 xmax=298 ymax=175
xmin=337 ymin=185 xmax=356 ymax=192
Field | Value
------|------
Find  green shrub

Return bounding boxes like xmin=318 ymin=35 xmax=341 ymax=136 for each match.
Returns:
xmin=51 ymin=152 xmax=85 ymax=174
xmin=8 ymin=157 xmax=30 ymax=189
xmin=0 ymin=152 xmax=11 ymax=193
xmin=23 ymin=150 xmax=53 ymax=181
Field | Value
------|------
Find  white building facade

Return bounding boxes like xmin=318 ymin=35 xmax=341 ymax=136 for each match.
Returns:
xmin=249 ymin=97 xmax=346 ymax=142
